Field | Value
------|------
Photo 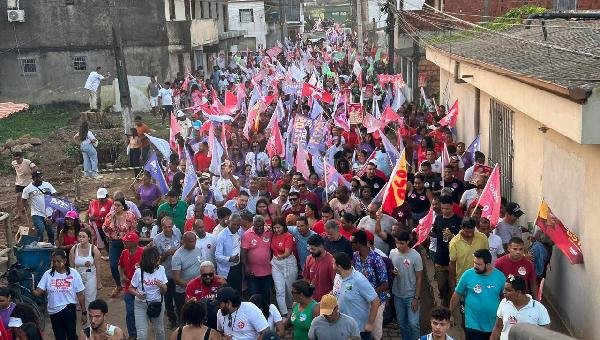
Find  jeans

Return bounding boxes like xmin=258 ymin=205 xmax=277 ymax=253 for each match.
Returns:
xmin=32 ymin=214 xmax=54 ymax=244
xmin=134 ymin=298 xmax=165 ymax=340
xmin=49 ymin=303 xmax=77 ymax=340
xmin=165 ymin=279 xmax=177 ymax=324
xmin=464 ymin=328 xmax=492 ymax=340
xmin=81 ymin=142 xmax=99 ymax=176
xmin=227 ymin=264 xmax=243 ymax=294
xmin=247 ymin=275 xmax=273 ymax=311
xmin=271 ymin=256 xmax=298 ymax=315
xmin=124 ymin=293 xmax=137 ymax=338
xmin=129 ymin=147 xmax=142 ymax=177
xmin=174 ymin=292 xmax=186 ymax=322
xmin=394 ymin=295 xmax=419 ymax=340
xmin=108 ymin=240 xmax=124 ymax=287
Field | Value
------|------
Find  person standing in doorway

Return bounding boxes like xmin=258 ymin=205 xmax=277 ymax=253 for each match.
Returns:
xmin=74 ymin=121 xmax=100 ymax=178
xmin=84 ymin=66 xmax=110 ymax=112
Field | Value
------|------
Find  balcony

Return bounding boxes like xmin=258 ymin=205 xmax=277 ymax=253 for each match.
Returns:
xmin=166 ymin=19 xmax=218 ymax=52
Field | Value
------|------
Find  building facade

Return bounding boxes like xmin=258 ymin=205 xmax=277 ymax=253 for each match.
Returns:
xmin=227 ymin=0 xmax=269 ymax=49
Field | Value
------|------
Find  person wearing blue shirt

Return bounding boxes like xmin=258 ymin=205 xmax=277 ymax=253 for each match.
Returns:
xmin=332 ymin=252 xmax=380 ymax=339
xmin=288 ymin=216 xmax=315 ymax=271
xmin=215 ymin=213 xmax=245 ymax=293
xmin=450 ymin=248 xmax=506 ymax=340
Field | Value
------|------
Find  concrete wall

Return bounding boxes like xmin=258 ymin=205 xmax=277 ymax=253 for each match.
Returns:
xmin=227 ymin=1 xmax=267 ymax=49
xmin=430 ymin=48 xmax=600 ymax=339
xmin=0 ymin=0 xmax=169 ymax=104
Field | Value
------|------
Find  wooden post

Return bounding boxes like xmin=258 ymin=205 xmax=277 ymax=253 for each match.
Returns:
xmin=0 ymin=212 xmax=16 ymax=266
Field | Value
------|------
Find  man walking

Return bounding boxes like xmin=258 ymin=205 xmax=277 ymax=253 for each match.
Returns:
xmin=241 ymin=215 xmax=273 ymax=305
xmin=215 ymin=213 xmax=244 ymax=293
xmin=303 ymin=234 xmax=336 ymax=301
xmin=11 ymin=151 xmax=37 ymax=220
xmin=147 ymin=75 xmax=161 ymax=116
xmin=449 ymin=217 xmax=488 ymax=288
xmin=21 ymin=170 xmax=56 ymax=243
xmin=118 ymin=232 xmax=143 ymax=340
xmin=79 ymin=299 xmax=125 ymax=340
xmin=171 ymin=231 xmax=203 ymax=318
xmin=308 ymin=294 xmax=360 ymax=339
xmin=84 ymin=66 xmax=110 ymax=111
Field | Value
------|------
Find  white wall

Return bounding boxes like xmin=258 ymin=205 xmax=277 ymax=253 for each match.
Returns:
xmin=227 ymin=1 xmax=267 ymax=49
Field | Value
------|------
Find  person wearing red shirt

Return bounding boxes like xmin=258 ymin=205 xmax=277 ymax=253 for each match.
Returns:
xmin=296 ymin=177 xmax=322 ymax=211
xmin=270 ymin=218 xmax=298 ymax=316
xmin=88 ymin=188 xmax=113 ymax=257
xmin=494 ymin=237 xmax=538 ymax=299
xmin=312 ymin=205 xmax=334 ymax=236
xmin=183 ymin=204 xmax=217 ymax=233
xmin=185 ymin=261 xmax=226 ymax=301
xmin=339 ymin=213 xmax=358 ymax=240
xmin=193 ymin=142 xmax=212 ymax=172
xmin=282 ymin=192 xmax=305 ymax=221
xmin=342 ymin=128 xmax=360 ymax=149
xmin=117 ymin=232 xmax=143 ymax=339
xmin=303 ymin=234 xmax=336 ymax=302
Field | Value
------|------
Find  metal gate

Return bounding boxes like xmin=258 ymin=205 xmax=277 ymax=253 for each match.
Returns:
xmin=489 ymin=99 xmax=514 ymax=201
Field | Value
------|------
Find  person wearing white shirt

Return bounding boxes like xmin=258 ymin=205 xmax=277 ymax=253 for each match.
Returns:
xmin=129 ymin=247 xmax=168 ymax=340
xmin=477 ymin=218 xmax=505 ymax=264
xmin=22 ymin=170 xmax=57 ymax=243
xmin=194 ymin=219 xmax=217 ymax=265
xmin=490 ymin=276 xmax=550 ymax=340
xmin=175 ymin=110 xmax=193 ymax=140
xmin=215 ymin=214 xmax=244 ymax=292
xmin=463 ymin=151 xmax=486 ymax=184
xmin=245 ymin=142 xmax=270 ymax=177
xmin=216 ymin=287 xmax=269 ymax=340
xmin=158 ymin=82 xmax=174 ymax=125
xmin=84 ymin=67 xmax=109 ymax=111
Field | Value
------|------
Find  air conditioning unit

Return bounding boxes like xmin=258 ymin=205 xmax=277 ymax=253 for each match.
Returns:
xmin=7 ymin=10 xmax=25 ymax=23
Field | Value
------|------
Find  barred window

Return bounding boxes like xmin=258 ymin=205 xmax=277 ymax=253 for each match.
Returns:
xmin=72 ymin=56 xmax=87 ymax=71
xmin=20 ymin=58 xmax=37 ymax=74
xmin=239 ymin=9 xmax=254 ymax=23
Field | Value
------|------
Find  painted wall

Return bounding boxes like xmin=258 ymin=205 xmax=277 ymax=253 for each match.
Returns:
xmin=227 ymin=1 xmax=267 ymax=49
xmin=430 ymin=48 xmax=600 ymax=339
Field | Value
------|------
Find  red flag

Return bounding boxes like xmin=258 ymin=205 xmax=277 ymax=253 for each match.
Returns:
xmin=535 ymin=200 xmax=583 ymax=264
xmin=441 ymin=142 xmax=451 ymax=169
xmin=295 ymin=144 xmax=311 ymax=179
xmin=301 ymin=82 xmax=333 ymax=104
xmin=474 ymin=164 xmax=501 ymax=227
xmin=439 ymin=100 xmax=459 ymax=128
xmin=265 ymin=114 xmax=284 ymax=158
xmin=382 ymin=106 xmax=402 ymax=126
xmin=266 ymin=46 xmax=282 ymax=58
xmin=413 ymin=208 xmax=435 ymax=248
xmin=382 ymin=150 xmax=408 ymax=214
xmin=362 ymin=112 xmax=383 ymax=134
xmin=225 ymin=91 xmax=237 ymax=107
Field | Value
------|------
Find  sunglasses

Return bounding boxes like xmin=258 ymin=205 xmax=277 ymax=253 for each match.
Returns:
xmin=201 ymin=273 xmax=215 ymax=278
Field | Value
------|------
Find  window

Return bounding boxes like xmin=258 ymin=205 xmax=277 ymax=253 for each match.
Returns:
xmin=66 ymin=0 xmax=75 ymax=4
xmin=200 ymin=1 xmax=204 ymax=18
xmin=72 ymin=56 xmax=87 ymax=71
xmin=239 ymin=9 xmax=254 ymax=23
xmin=191 ymin=0 xmax=196 ymax=19
xmin=20 ymin=58 xmax=37 ymax=74
xmin=554 ymin=0 xmax=577 ymax=10
xmin=489 ymin=99 xmax=514 ymax=200
xmin=208 ymin=1 xmax=212 ymax=18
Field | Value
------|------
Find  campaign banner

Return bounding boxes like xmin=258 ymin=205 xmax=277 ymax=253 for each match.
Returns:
xmin=292 ymin=115 xmax=310 ymax=145
xmin=44 ymin=195 xmax=75 ymax=214
xmin=348 ymin=103 xmax=364 ymax=125
xmin=535 ymin=200 xmax=583 ymax=264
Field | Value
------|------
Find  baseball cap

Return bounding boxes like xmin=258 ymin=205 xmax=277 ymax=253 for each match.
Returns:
xmin=319 ymin=294 xmax=338 ymax=316
xmin=65 ymin=210 xmax=79 ymax=220
xmin=122 ymin=232 xmax=140 ymax=243
xmin=216 ymin=287 xmax=239 ymax=303
xmin=176 ymin=110 xmax=185 ymax=118
xmin=31 ymin=170 xmax=43 ymax=178
xmin=200 ymin=172 xmax=211 ymax=181
xmin=96 ymin=188 xmax=109 ymax=199
xmin=506 ymin=202 xmax=525 ymax=217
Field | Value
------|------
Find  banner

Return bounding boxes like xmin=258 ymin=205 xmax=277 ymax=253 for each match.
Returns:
xmin=413 ymin=208 xmax=435 ymax=248
xmin=535 ymin=200 xmax=583 ymax=264
xmin=474 ymin=164 xmax=501 ymax=227
xmin=143 ymin=152 xmax=169 ymax=195
xmin=44 ymin=195 xmax=75 ymax=214
xmin=471 ymin=163 xmax=494 ymax=184
xmin=381 ymin=149 xmax=408 ymax=214
xmin=308 ymin=115 xmax=329 ymax=147
xmin=348 ymin=103 xmax=364 ymax=125
xmin=292 ymin=115 xmax=310 ymax=145
xmin=418 ymin=72 xmax=428 ymax=87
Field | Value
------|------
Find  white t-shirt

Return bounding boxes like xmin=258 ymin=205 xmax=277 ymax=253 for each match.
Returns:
xmin=497 ymin=296 xmax=550 ymax=340
xmin=158 ymin=88 xmax=174 ymax=106
xmin=266 ymin=304 xmax=283 ymax=331
xmin=178 ymin=118 xmax=193 ymax=139
xmin=79 ymin=131 xmax=96 ymax=146
xmin=244 ymin=151 xmax=270 ymax=177
xmin=84 ymin=71 xmax=105 ymax=92
xmin=216 ymin=302 xmax=269 ymax=340
xmin=186 ymin=203 xmax=218 ymax=220
xmin=37 ymin=269 xmax=85 ymax=314
xmin=196 ymin=233 xmax=217 ymax=265
xmin=460 ymin=188 xmax=479 ymax=208
xmin=464 ymin=164 xmax=476 ymax=183
xmin=22 ymin=181 xmax=57 ymax=217
xmin=130 ymin=265 xmax=168 ymax=302
xmin=487 ymin=233 xmax=504 ymax=264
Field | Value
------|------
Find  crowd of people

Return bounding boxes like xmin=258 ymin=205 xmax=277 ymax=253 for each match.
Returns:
xmin=7 ymin=26 xmax=556 ymax=340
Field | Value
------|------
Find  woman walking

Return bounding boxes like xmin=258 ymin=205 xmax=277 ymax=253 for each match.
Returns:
xmin=270 ymin=218 xmax=298 ymax=317
xmin=74 ymin=121 xmax=100 ymax=178
xmin=33 ymin=250 xmax=87 ymax=340
xmin=169 ymin=300 xmax=221 ymax=340
xmin=69 ymin=228 xmax=101 ymax=332
xmin=136 ymin=171 xmax=163 ymax=217
xmin=102 ymin=197 xmax=137 ymax=298
xmin=129 ymin=246 xmax=168 ymax=340
xmin=285 ymin=280 xmax=319 ymax=340
xmin=56 ymin=210 xmax=82 ymax=255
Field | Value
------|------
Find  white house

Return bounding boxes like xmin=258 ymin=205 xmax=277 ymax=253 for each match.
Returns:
xmin=227 ymin=0 xmax=268 ymax=49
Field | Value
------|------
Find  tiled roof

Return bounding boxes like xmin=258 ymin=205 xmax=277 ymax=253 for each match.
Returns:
xmin=431 ymin=18 xmax=600 ymax=92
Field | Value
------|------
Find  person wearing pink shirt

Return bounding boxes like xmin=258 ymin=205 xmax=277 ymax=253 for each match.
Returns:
xmin=241 ymin=215 xmax=273 ymax=307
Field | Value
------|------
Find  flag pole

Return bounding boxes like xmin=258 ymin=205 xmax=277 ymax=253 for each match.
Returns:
xmin=323 ymin=156 xmax=329 ymax=203
xmin=129 ymin=168 xmax=145 ymax=190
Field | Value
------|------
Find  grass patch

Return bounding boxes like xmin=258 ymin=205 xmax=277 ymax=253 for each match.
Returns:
xmin=0 ymin=102 xmax=84 ymax=145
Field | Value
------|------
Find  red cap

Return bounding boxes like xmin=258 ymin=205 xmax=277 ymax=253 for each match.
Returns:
xmin=122 ymin=232 xmax=140 ymax=243
xmin=364 ymin=229 xmax=375 ymax=242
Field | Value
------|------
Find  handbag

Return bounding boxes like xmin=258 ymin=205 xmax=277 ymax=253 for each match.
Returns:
xmin=141 ymin=270 xmax=163 ymax=318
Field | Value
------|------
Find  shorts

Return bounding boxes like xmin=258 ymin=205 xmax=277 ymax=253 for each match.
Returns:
xmin=149 ymin=96 xmax=159 ymax=107
xmin=163 ymin=105 xmax=173 ymax=114
xmin=15 ymin=185 xmax=26 ymax=193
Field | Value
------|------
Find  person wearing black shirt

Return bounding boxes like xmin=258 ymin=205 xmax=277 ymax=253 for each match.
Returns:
xmin=419 ymin=161 xmax=441 ymax=191
xmin=434 ymin=165 xmax=464 ymax=204
xmin=431 ymin=195 xmax=462 ymax=306
xmin=360 ymin=162 xmax=387 ymax=196
xmin=323 ymin=220 xmax=353 ymax=257
xmin=407 ymin=173 xmax=432 ymax=221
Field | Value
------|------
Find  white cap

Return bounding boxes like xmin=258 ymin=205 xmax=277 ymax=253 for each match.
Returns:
xmin=176 ymin=110 xmax=185 ymax=118
xmin=97 ymin=187 xmax=108 ymax=199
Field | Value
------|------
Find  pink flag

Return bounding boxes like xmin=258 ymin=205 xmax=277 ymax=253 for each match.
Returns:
xmin=475 ymin=164 xmax=501 ymax=227
xmin=266 ymin=46 xmax=282 ymax=58
xmin=441 ymin=142 xmax=451 ymax=170
xmin=382 ymin=106 xmax=402 ymax=126
xmin=413 ymin=208 xmax=435 ymax=248
xmin=324 ymin=159 xmax=352 ymax=193
xmin=363 ymin=112 xmax=383 ymax=133
xmin=356 ymin=150 xmax=377 ymax=177
xmin=439 ymin=100 xmax=459 ymax=128
xmin=333 ymin=112 xmax=350 ymax=132
xmin=266 ymin=114 xmax=284 ymax=158
xmin=295 ymin=144 xmax=311 ymax=179
xmin=169 ymin=113 xmax=181 ymax=151
xmin=243 ymin=102 xmax=261 ymax=141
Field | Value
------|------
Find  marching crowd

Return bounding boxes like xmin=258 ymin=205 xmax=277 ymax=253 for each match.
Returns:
xmin=7 ymin=26 xmax=555 ymax=340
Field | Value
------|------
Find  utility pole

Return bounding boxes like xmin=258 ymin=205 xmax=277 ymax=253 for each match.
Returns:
xmin=356 ymin=0 xmax=364 ymax=56
xmin=387 ymin=9 xmax=395 ymax=73
xmin=112 ymin=24 xmax=133 ymax=133
xmin=279 ymin=0 xmax=285 ymax=42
